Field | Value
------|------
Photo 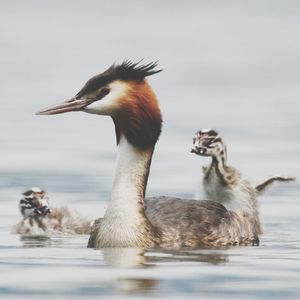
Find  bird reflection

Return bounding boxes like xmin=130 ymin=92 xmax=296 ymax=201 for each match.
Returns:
xmin=147 ymin=249 xmax=229 ymax=265
xmin=100 ymin=247 xmax=229 ymax=295
xmin=116 ymin=278 xmax=158 ymax=296
xmin=20 ymin=235 xmax=64 ymax=248
xmin=102 ymin=248 xmax=146 ymax=267
xmin=102 ymin=247 xmax=229 ymax=267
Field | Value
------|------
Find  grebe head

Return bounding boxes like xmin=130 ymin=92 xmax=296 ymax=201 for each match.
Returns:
xmin=191 ymin=129 xmax=227 ymax=159
xmin=22 ymin=187 xmax=47 ymax=205
xmin=20 ymin=188 xmax=51 ymax=218
xmin=37 ymin=61 xmax=163 ymax=149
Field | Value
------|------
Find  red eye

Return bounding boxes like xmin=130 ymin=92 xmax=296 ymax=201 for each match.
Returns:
xmin=100 ymin=87 xmax=110 ymax=98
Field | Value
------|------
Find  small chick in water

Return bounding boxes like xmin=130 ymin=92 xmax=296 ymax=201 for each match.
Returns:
xmin=15 ymin=188 xmax=92 ymax=235
xmin=19 ymin=187 xmax=51 ymax=218
xmin=191 ymin=129 xmax=295 ymax=235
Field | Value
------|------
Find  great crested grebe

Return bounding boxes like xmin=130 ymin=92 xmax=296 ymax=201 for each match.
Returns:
xmin=15 ymin=188 xmax=92 ymax=235
xmin=191 ymin=129 xmax=295 ymax=235
xmin=37 ymin=61 xmax=265 ymax=248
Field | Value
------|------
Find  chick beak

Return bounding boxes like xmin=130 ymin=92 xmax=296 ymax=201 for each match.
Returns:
xmin=36 ymin=97 xmax=92 ymax=115
xmin=190 ymin=148 xmax=197 ymax=154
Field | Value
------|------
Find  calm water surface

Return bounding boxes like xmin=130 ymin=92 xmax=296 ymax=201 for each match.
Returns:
xmin=1 ymin=1 xmax=300 ymax=299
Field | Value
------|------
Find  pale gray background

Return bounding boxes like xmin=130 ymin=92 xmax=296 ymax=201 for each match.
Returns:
xmin=1 ymin=1 xmax=299 ymax=191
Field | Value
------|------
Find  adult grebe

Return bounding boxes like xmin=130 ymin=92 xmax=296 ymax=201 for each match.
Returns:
xmin=191 ymin=129 xmax=295 ymax=235
xmin=37 ymin=61 xmax=262 ymax=248
xmin=15 ymin=188 xmax=92 ymax=235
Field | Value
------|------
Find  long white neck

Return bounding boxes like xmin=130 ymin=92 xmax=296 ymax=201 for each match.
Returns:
xmin=97 ymin=135 xmax=156 ymax=247
xmin=108 ymin=135 xmax=152 ymax=217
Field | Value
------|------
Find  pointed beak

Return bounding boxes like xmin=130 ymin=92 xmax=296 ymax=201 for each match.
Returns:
xmin=191 ymin=144 xmax=206 ymax=155
xmin=36 ymin=97 xmax=92 ymax=115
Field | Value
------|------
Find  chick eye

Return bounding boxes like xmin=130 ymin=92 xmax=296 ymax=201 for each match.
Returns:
xmin=97 ymin=87 xmax=110 ymax=100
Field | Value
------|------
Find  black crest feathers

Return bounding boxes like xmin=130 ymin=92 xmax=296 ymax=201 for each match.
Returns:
xmin=115 ymin=60 xmax=162 ymax=80
xmin=76 ymin=60 xmax=162 ymax=98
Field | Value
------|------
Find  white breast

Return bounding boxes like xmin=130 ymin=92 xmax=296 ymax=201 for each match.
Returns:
xmin=203 ymin=170 xmax=254 ymax=216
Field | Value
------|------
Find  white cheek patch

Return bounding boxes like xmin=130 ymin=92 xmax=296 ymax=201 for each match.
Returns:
xmin=84 ymin=81 xmax=128 ymax=115
xmin=84 ymin=99 xmax=114 ymax=115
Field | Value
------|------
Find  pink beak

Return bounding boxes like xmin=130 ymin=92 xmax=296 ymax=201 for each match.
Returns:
xmin=36 ymin=97 xmax=92 ymax=115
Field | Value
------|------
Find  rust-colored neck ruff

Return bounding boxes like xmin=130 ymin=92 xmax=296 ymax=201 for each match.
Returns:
xmin=112 ymin=80 xmax=162 ymax=149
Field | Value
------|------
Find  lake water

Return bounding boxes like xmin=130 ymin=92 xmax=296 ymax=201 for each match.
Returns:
xmin=1 ymin=1 xmax=300 ymax=299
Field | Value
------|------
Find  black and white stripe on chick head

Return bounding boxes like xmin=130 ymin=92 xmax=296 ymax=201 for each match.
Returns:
xmin=19 ymin=187 xmax=51 ymax=219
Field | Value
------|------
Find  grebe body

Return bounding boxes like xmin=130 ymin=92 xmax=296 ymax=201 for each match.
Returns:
xmin=37 ymin=61 xmax=263 ymax=248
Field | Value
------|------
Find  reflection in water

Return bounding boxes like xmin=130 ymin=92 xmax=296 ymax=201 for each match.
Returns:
xmin=101 ymin=247 xmax=229 ymax=267
xmin=17 ymin=235 xmax=229 ymax=296
xmin=100 ymin=247 xmax=229 ymax=295
xmin=102 ymin=248 xmax=157 ymax=295
xmin=20 ymin=235 xmax=64 ymax=248
xmin=102 ymin=248 xmax=146 ymax=267
xmin=147 ymin=249 xmax=229 ymax=265
xmin=116 ymin=278 xmax=158 ymax=296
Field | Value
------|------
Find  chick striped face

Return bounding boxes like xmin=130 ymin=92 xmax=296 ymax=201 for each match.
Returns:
xmin=19 ymin=188 xmax=51 ymax=218
xmin=191 ymin=129 xmax=226 ymax=159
